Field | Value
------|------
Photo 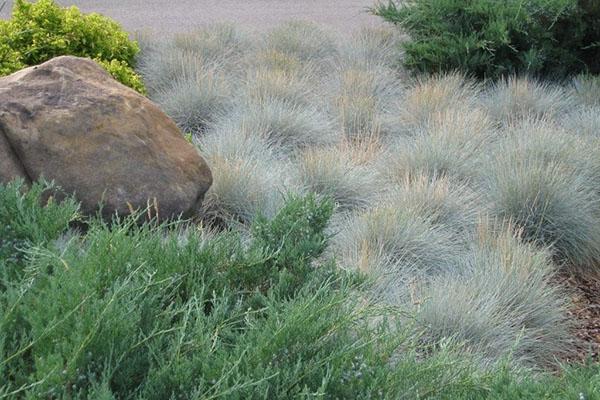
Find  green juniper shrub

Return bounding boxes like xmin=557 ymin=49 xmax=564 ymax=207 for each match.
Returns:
xmin=0 ymin=182 xmax=485 ymax=398
xmin=0 ymin=0 xmax=146 ymax=92
xmin=574 ymin=0 xmax=600 ymax=74
xmin=0 ymin=181 xmax=599 ymax=398
xmin=373 ymin=0 xmax=600 ymax=79
xmin=465 ymin=361 xmax=600 ymax=399
xmin=240 ymin=194 xmax=334 ymax=294
xmin=0 ymin=179 xmax=79 ymax=268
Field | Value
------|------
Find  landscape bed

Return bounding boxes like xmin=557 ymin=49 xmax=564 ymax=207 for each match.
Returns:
xmin=1 ymin=0 xmax=600 ymax=398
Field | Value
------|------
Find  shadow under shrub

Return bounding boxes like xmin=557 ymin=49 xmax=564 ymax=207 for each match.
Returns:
xmin=374 ymin=0 xmax=600 ymax=79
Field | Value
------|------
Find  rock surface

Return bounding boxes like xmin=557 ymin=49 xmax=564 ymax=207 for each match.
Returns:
xmin=0 ymin=55 xmax=212 ymax=219
xmin=0 ymin=129 xmax=29 ymax=184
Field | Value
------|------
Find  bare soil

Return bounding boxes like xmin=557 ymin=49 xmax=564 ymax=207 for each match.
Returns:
xmin=560 ymin=273 xmax=600 ymax=363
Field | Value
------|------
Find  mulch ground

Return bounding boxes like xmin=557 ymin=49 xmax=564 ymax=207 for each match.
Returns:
xmin=560 ymin=273 xmax=600 ymax=363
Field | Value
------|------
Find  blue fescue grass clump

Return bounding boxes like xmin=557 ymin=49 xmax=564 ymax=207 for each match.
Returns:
xmin=481 ymin=120 xmax=600 ymax=270
xmin=416 ymin=225 xmax=570 ymax=368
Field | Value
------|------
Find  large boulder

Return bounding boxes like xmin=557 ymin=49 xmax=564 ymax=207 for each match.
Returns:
xmin=0 ymin=55 xmax=212 ymax=220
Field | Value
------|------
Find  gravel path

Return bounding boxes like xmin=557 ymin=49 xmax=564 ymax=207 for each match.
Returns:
xmin=1 ymin=0 xmax=382 ymax=36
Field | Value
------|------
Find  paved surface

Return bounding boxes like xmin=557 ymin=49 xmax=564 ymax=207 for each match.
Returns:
xmin=1 ymin=0 xmax=381 ymax=37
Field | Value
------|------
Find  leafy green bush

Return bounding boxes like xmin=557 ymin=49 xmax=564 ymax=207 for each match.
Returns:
xmin=0 ymin=40 xmax=24 ymax=76
xmin=96 ymin=58 xmax=147 ymax=95
xmin=0 ymin=0 xmax=146 ymax=93
xmin=374 ymin=0 xmax=600 ymax=79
